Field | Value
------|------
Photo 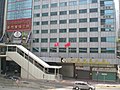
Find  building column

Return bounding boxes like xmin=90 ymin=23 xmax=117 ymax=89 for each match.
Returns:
xmin=0 ymin=58 xmax=1 ymax=74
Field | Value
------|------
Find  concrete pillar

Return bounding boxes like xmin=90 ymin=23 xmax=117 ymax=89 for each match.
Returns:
xmin=0 ymin=58 xmax=1 ymax=74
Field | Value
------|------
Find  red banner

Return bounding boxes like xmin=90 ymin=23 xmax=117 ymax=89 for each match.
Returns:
xmin=54 ymin=42 xmax=59 ymax=47
xmin=6 ymin=18 xmax=32 ymax=32
xmin=64 ymin=42 xmax=71 ymax=48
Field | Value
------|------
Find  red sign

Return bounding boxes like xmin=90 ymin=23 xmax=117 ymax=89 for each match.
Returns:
xmin=6 ymin=18 xmax=32 ymax=32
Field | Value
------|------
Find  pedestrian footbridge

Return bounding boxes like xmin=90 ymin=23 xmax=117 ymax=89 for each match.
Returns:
xmin=0 ymin=44 xmax=62 ymax=80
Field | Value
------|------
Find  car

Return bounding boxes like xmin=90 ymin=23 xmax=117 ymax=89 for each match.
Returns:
xmin=73 ymin=81 xmax=95 ymax=90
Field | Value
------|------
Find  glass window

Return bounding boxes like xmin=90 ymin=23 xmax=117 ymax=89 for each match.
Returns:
xmin=33 ymin=22 xmax=40 ymax=25
xmin=32 ymin=47 xmax=39 ymax=52
xmin=59 ymin=48 xmax=66 ymax=53
xmin=101 ymin=10 xmax=114 ymax=15
xmin=60 ymin=11 xmax=67 ymax=15
xmin=79 ymin=48 xmax=87 ymax=53
xmin=33 ymin=30 xmax=39 ymax=34
xmin=41 ymin=21 xmax=48 ymax=25
xmin=59 ymin=2 xmax=67 ymax=7
xmin=90 ymin=8 xmax=98 ymax=13
xmin=50 ymin=12 xmax=57 ymax=16
xmin=90 ymin=37 xmax=98 ymax=42
xmin=41 ymin=38 xmax=48 ymax=43
xmin=69 ymin=28 xmax=77 ymax=32
xmin=79 ymin=18 xmax=87 ymax=23
xmin=50 ymin=47 xmax=57 ymax=52
xmin=34 ymin=0 xmax=40 ymax=2
xmin=50 ymin=29 xmax=57 ymax=33
xmin=42 ymin=4 xmax=49 ymax=9
xmin=101 ymin=19 xmax=114 ymax=25
xmin=101 ymin=48 xmax=115 ymax=53
xmin=90 ymin=48 xmax=98 ymax=53
xmin=69 ymin=19 xmax=77 ymax=23
xmin=69 ymin=1 xmax=77 ymax=6
xmin=69 ymin=48 xmax=76 ymax=53
xmin=34 ymin=5 xmax=40 ymax=9
xmin=69 ymin=10 xmax=77 ymax=14
xmin=89 ymin=0 xmax=97 ymax=3
xmin=90 ymin=27 xmax=98 ymax=32
xmin=69 ymin=38 xmax=77 ymax=42
xmin=51 ymin=3 xmax=57 ymax=8
xmin=79 ymin=28 xmax=87 ymax=32
xmin=41 ymin=30 xmax=48 ymax=33
xmin=59 ymin=38 xmax=66 ymax=42
xmin=59 ymin=29 xmax=67 ymax=33
xmin=79 ymin=9 xmax=87 ymax=13
xmin=50 ymin=38 xmax=57 ymax=43
xmin=101 ymin=36 xmax=115 ymax=43
xmin=104 ymin=1 xmax=113 ymax=6
xmin=34 ymin=13 xmax=40 ymax=17
xmin=41 ymin=48 xmax=47 ymax=52
xmin=33 ymin=38 xmax=39 ymax=43
xmin=79 ymin=0 xmax=87 ymax=5
xmin=59 ymin=20 xmax=67 ymax=24
xmin=90 ymin=18 xmax=98 ymax=22
xmin=42 ymin=13 xmax=48 ymax=16
xmin=79 ymin=37 xmax=87 ymax=42
xmin=50 ymin=20 xmax=57 ymax=24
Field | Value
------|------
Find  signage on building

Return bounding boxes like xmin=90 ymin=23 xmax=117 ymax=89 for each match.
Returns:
xmin=62 ymin=58 xmax=110 ymax=65
xmin=6 ymin=18 xmax=32 ymax=32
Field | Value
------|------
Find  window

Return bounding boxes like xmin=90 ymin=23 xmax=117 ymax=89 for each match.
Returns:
xmin=101 ymin=48 xmax=115 ymax=53
xmin=69 ymin=48 xmax=76 ymax=53
xmin=51 ymin=3 xmax=57 ymax=8
xmin=41 ymin=38 xmax=48 ymax=43
xmin=50 ymin=29 xmax=57 ymax=33
xmin=50 ymin=12 xmax=57 ymax=16
xmin=32 ymin=47 xmax=39 ymax=52
xmin=59 ymin=20 xmax=67 ymax=24
xmin=79 ymin=9 xmax=87 ymax=13
xmin=34 ymin=13 xmax=40 ymax=17
xmin=89 ymin=0 xmax=97 ymax=3
xmin=41 ymin=48 xmax=47 ymax=52
xmin=69 ymin=19 xmax=77 ymax=23
xmin=34 ymin=0 xmax=40 ymax=2
xmin=79 ymin=18 xmax=87 ymax=23
xmin=50 ymin=38 xmax=57 ymax=43
xmin=90 ymin=48 xmax=98 ymax=53
xmin=59 ymin=38 xmax=66 ymax=42
xmin=59 ymin=48 xmax=66 ymax=53
xmin=69 ymin=10 xmax=77 ymax=14
xmin=69 ymin=28 xmax=77 ymax=32
xmin=50 ymin=47 xmax=57 ymax=52
xmin=90 ymin=37 xmax=98 ymax=42
xmin=101 ymin=28 xmax=114 ymax=32
xmin=34 ymin=5 xmax=40 ymax=9
xmin=90 ymin=27 xmax=98 ymax=32
xmin=69 ymin=38 xmax=77 ymax=42
xmin=59 ymin=2 xmax=67 ymax=7
xmin=42 ymin=4 xmax=49 ymax=8
xmin=42 ymin=13 xmax=48 ymax=17
xmin=59 ymin=29 xmax=67 ymax=33
xmin=69 ymin=1 xmax=77 ymax=6
xmin=90 ymin=18 xmax=98 ymax=22
xmin=41 ymin=30 xmax=48 ymax=33
xmin=79 ymin=28 xmax=87 ymax=32
xmin=90 ymin=8 xmax=98 ymax=13
xmin=79 ymin=0 xmax=87 ymax=5
xmin=33 ymin=22 xmax=40 ymax=25
xmin=41 ymin=21 xmax=48 ymax=25
xmin=50 ymin=20 xmax=57 ymax=24
xmin=33 ymin=30 xmax=39 ymax=34
xmin=101 ymin=19 xmax=114 ymax=25
xmin=101 ymin=36 xmax=115 ymax=43
xmin=79 ymin=48 xmax=87 ymax=53
xmin=33 ymin=38 xmax=39 ymax=43
xmin=79 ymin=37 xmax=87 ymax=42
xmin=60 ymin=11 xmax=67 ymax=15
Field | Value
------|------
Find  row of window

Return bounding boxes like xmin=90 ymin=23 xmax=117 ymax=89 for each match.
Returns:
xmin=33 ymin=28 xmax=114 ymax=34
xmin=33 ymin=18 xmax=98 ymax=26
xmin=34 ymin=0 xmax=98 ymax=9
xmin=32 ymin=47 xmax=115 ymax=53
xmin=34 ymin=8 xmax=98 ymax=17
xmin=33 ymin=37 xmax=115 ymax=43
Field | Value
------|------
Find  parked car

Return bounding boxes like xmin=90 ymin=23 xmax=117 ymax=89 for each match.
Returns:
xmin=73 ymin=81 xmax=95 ymax=90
